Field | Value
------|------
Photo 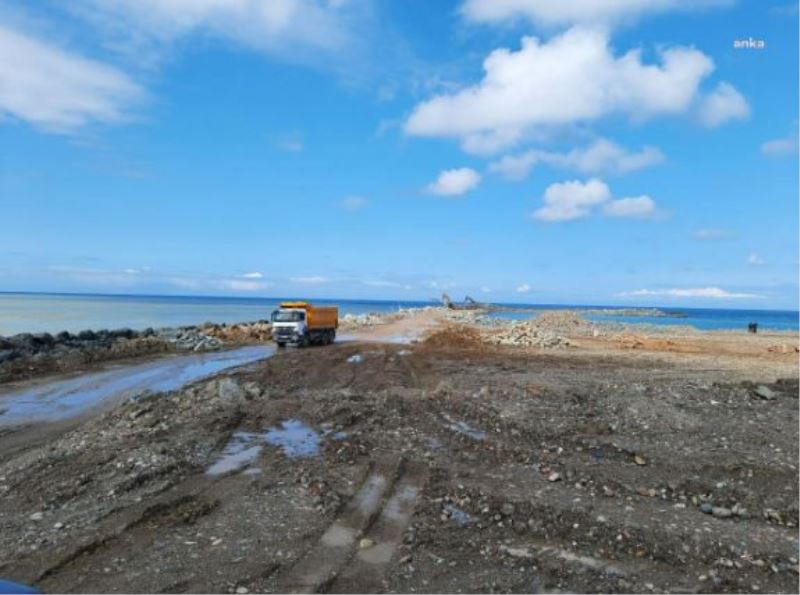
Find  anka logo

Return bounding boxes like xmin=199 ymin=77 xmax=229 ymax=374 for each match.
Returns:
xmin=733 ymin=37 xmax=766 ymax=49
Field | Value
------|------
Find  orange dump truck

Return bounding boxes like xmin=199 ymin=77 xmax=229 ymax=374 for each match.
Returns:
xmin=270 ymin=301 xmax=339 ymax=347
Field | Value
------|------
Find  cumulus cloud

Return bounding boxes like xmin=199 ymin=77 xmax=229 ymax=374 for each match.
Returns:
xmin=746 ymin=252 xmax=766 ymax=266
xmin=290 ymin=276 xmax=329 ymax=284
xmin=405 ymin=27 xmax=737 ymax=153
xmin=0 ymin=25 xmax=144 ymax=133
xmin=425 ymin=168 xmax=482 ymax=196
xmin=240 ymin=272 xmax=264 ymax=279
xmin=619 ymin=287 xmax=763 ymax=299
xmin=696 ymin=82 xmax=749 ymax=127
xmin=516 ymin=283 xmax=531 ymax=293
xmin=340 ymin=195 xmax=369 ymax=211
xmin=533 ymin=178 xmax=610 ymax=221
xmin=533 ymin=178 xmax=658 ymax=222
xmin=460 ymin=0 xmax=731 ymax=29
xmin=490 ymin=138 xmax=664 ymax=180
xmin=761 ymin=133 xmax=799 ymax=156
xmin=602 ymin=195 xmax=656 ymax=218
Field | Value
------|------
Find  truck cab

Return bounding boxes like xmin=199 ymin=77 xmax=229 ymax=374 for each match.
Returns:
xmin=270 ymin=302 xmax=338 ymax=347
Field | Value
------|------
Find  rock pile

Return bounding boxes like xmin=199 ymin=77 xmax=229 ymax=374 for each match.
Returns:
xmin=482 ymin=311 xmax=589 ymax=349
xmin=0 ymin=329 xmax=173 ymax=383
xmin=156 ymin=327 xmax=223 ymax=351
xmin=200 ymin=321 xmax=272 ymax=343
xmin=339 ymin=313 xmax=387 ymax=330
xmin=484 ymin=323 xmax=571 ymax=349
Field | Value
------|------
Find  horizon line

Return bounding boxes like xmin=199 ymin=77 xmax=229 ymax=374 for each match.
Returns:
xmin=0 ymin=290 xmax=797 ymax=314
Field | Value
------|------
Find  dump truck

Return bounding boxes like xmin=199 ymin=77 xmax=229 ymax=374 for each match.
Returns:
xmin=270 ymin=301 xmax=338 ymax=347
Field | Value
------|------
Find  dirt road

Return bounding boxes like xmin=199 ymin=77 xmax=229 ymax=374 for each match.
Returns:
xmin=0 ymin=314 xmax=797 ymax=593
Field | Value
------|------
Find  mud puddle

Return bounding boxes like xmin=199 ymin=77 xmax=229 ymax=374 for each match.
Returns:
xmin=205 ymin=419 xmax=323 ymax=475
xmin=0 ymin=345 xmax=274 ymax=426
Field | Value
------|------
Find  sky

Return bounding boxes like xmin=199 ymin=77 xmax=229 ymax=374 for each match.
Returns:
xmin=0 ymin=0 xmax=798 ymax=309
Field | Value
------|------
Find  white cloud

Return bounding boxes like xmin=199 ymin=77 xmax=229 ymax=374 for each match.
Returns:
xmin=0 ymin=25 xmax=144 ymax=133
xmin=602 ymin=195 xmax=656 ymax=218
xmin=533 ymin=178 xmax=659 ymax=222
xmin=290 ymin=276 xmax=329 ymax=284
xmin=746 ymin=252 xmax=766 ymax=266
xmin=79 ymin=0 xmax=352 ymax=59
xmin=405 ymin=27 xmax=735 ymax=153
xmin=460 ymin=0 xmax=731 ymax=29
xmin=516 ymin=283 xmax=531 ymax=293
xmin=696 ymin=82 xmax=749 ymax=127
xmin=425 ymin=168 xmax=481 ymax=196
xmin=340 ymin=195 xmax=369 ymax=211
xmin=490 ymin=138 xmax=664 ymax=180
xmin=240 ymin=272 xmax=264 ymax=279
xmin=481 ymin=286 xmax=491 ymax=293
xmin=532 ymin=178 xmax=611 ymax=221
xmin=693 ymin=228 xmax=733 ymax=241
xmin=761 ymin=133 xmax=799 ymax=156
xmin=619 ymin=287 xmax=764 ymax=299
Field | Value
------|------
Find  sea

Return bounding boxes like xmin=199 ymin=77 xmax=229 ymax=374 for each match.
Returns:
xmin=0 ymin=292 xmax=797 ymax=336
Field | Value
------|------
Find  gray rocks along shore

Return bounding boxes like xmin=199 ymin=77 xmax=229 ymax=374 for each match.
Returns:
xmin=0 ymin=320 xmax=273 ymax=384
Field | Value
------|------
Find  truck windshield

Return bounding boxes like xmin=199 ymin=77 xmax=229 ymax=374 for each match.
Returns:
xmin=271 ymin=310 xmax=305 ymax=322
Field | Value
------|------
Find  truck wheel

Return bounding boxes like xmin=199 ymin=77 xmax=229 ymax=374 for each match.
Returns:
xmin=324 ymin=330 xmax=332 ymax=345
xmin=301 ymin=335 xmax=310 ymax=348
xmin=330 ymin=330 xmax=336 ymax=343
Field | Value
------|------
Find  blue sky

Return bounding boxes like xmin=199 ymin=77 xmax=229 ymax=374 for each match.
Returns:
xmin=1 ymin=0 xmax=797 ymax=309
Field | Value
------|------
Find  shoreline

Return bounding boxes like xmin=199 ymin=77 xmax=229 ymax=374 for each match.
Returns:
xmin=2 ymin=306 xmax=797 ymax=385
xmin=0 ymin=304 xmax=796 ymax=593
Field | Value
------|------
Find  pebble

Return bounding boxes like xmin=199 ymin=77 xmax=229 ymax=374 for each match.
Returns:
xmin=547 ymin=471 xmax=562 ymax=482
xmin=359 ymin=538 xmax=375 ymax=549
xmin=699 ymin=503 xmax=713 ymax=514
xmin=711 ymin=506 xmax=733 ymax=518
xmin=235 ymin=587 xmax=249 ymax=594
xmin=634 ymin=455 xmax=647 ymax=466
xmin=29 ymin=512 xmax=43 ymax=521
xmin=54 ymin=522 xmax=64 ymax=530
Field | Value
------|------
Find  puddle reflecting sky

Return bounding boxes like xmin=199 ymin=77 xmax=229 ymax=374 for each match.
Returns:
xmin=0 ymin=345 xmax=274 ymax=426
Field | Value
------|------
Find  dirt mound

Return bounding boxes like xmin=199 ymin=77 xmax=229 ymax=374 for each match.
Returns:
xmin=422 ymin=325 xmax=485 ymax=350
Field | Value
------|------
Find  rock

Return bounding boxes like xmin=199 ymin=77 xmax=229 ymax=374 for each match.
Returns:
xmin=699 ymin=503 xmax=713 ymax=514
xmin=358 ymin=538 xmax=375 ymax=549
xmin=712 ymin=506 xmax=733 ymax=518
xmin=501 ymin=503 xmax=515 ymax=516
xmin=53 ymin=522 xmax=64 ymax=530
xmin=29 ymin=512 xmax=44 ymax=521
xmin=235 ymin=587 xmax=249 ymax=594
xmin=0 ymin=349 xmax=17 ymax=363
xmin=347 ymin=354 xmax=363 ymax=364
xmin=547 ymin=471 xmax=562 ymax=482
xmin=634 ymin=455 xmax=647 ymax=466
xmin=754 ymin=385 xmax=776 ymax=400
xmin=217 ymin=378 xmax=245 ymax=400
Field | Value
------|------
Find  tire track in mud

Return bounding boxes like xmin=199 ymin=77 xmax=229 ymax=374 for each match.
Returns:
xmin=276 ymin=457 xmax=428 ymax=594
xmin=328 ymin=462 xmax=429 ymax=593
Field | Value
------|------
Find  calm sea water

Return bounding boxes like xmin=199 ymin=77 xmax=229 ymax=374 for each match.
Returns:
xmin=0 ymin=293 xmax=796 ymax=335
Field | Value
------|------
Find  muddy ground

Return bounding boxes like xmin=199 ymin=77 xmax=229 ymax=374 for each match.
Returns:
xmin=0 ymin=320 xmax=798 ymax=593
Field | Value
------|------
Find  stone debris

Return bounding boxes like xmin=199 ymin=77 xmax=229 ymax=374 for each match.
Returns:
xmin=156 ymin=327 xmax=223 ymax=352
xmin=340 ymin=313 xmax=390 ymax=329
